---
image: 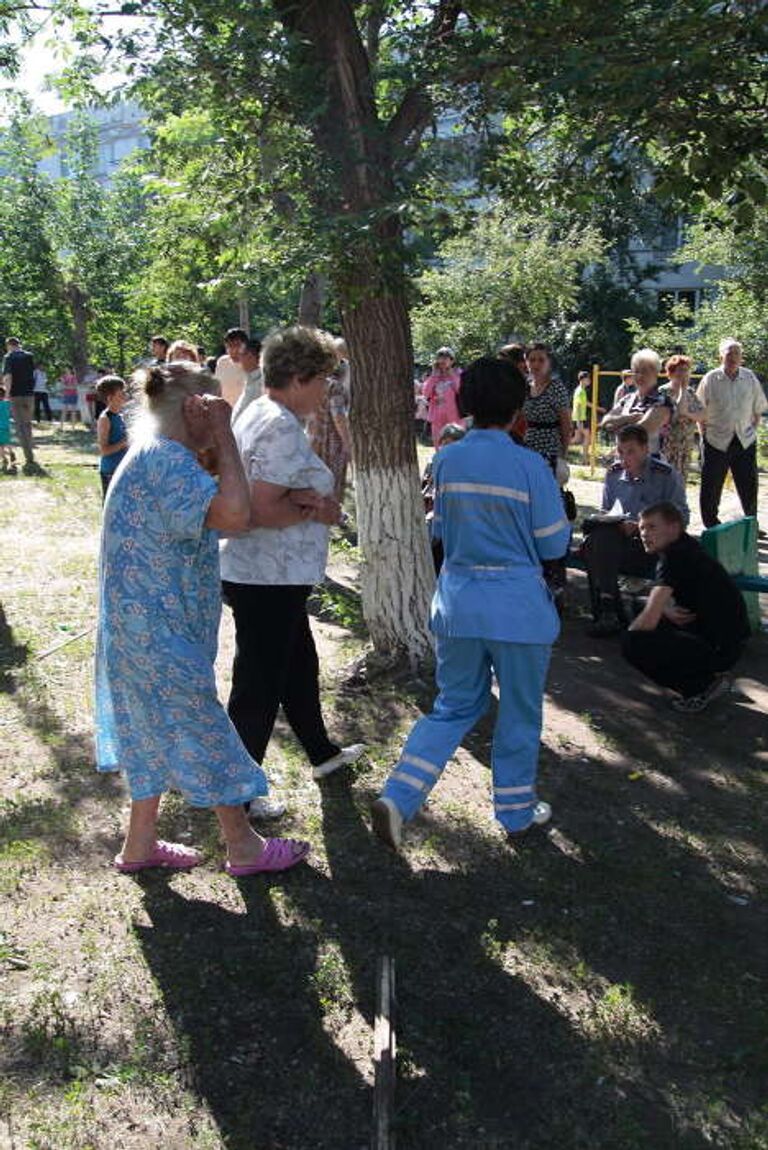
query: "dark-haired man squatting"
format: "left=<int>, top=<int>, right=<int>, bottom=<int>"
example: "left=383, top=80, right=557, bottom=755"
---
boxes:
left=622, top=502, right=750, bottom=714
left=584, top=424, right=688, bottom=637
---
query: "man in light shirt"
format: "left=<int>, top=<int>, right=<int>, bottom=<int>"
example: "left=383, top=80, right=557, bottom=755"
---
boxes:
left=231, top=337, right=263, bottom=425
left=697, top=338, right=767, bottom=529
left=215, top=327, right=248, bottom=407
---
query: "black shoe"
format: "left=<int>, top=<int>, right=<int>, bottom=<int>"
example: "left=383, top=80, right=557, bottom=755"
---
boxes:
left=672, top=675, right=733, bottom=713
left=588, top=613, right=623, bottom=638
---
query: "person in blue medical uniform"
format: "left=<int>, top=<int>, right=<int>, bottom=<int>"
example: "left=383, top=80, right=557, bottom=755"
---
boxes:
left=371, top=356, right=571, bottom=851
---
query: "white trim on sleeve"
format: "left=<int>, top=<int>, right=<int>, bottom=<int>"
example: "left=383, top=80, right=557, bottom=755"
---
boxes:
left=441, top=482, right=530, bottom=504
left=533, top=518, right=567, bottom=539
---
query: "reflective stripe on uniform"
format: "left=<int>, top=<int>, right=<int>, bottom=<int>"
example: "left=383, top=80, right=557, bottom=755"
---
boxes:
left=401, top=753, right=441, bottom=777
left=441, top=482, right=530, bottom=504
left=533, top=518, right=567, bottom=538
left=390, top=770, right=431, bottom=792
left=494, top=785, right=533, bottom=796
left=495, top=800, right=535, bottom=812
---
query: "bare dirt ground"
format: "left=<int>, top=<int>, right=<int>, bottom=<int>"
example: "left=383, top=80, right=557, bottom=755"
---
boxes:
left=1, top=426, right=767, bottom=1150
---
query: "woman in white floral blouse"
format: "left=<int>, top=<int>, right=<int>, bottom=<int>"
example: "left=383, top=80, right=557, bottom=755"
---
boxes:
left=220, top=327, right=365, bottom=807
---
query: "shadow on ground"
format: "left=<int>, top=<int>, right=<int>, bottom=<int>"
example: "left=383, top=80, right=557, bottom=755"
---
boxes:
left=0, top=604, right=29, bottom=693
left=4, top=540, right=766, bottom=1147
left=133, top=618, right=768, bottom=1148
left=0, top=612, right=120, bottom=858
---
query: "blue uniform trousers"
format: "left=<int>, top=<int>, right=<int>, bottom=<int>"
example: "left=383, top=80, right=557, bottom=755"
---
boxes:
left=382, top=636, right=551, bottom=833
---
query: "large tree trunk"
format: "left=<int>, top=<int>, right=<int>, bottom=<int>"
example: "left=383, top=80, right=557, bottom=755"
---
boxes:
left=342, top=290, right=434, bottom=662
left=271, top=0, right=450, bottom=659
left=66, top=281, right=89, bottom=382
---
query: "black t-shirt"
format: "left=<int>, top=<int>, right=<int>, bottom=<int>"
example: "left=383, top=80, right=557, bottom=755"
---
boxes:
left=2, top=349, right=35, bottom=396
left=655, top=533, right=750, bottom=650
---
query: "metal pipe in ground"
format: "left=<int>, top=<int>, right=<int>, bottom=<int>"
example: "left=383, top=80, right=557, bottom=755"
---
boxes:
left=372, top=955, right=396, bottom=1149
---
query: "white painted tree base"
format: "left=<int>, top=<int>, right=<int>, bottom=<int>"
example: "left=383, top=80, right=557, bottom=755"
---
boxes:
left=355, top=464, right=435, bottom=664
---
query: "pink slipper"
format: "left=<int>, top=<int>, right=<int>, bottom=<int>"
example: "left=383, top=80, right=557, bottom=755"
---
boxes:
left=224, top=837, right=310, bottom=876
left=114, top=840, right=203, bottom=874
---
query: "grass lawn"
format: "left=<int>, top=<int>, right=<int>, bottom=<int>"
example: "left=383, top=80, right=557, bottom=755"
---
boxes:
left=1, top=426, right=767, bottom=1149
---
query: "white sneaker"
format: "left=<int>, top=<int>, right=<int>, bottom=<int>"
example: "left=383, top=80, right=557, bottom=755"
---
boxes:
left=371, top=797, right=403, bottom=851
left=312, top=743, right=366, bottom=780
left=531, top=800, right=552, bottom=827
left=507, top=800, right=552, bottom=839
left=247, top=796, right=287, bottom=820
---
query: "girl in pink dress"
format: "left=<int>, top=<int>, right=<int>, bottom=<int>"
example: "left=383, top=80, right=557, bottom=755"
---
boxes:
left=422, top=347, right=463, bottom=446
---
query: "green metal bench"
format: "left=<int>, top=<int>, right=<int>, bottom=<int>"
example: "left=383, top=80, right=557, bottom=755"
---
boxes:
left=701, top=517, right=763, bottom=633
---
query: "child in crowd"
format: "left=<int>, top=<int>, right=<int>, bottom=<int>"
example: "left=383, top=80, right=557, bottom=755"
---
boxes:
left=571, top=371, right=592, bottom=464
left=372, top=357, right=570, bottom=851
left=414, top=376, right=430, bottom=443
left=96, top=376, right=129, bottom=499
left=0, top=386, right=17, bottom=473
left=422, top=422, right=466, bottom=573
left=59, top=367, right=79, bottom=428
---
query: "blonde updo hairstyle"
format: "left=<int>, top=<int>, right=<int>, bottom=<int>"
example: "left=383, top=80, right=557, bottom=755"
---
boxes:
left=133, top=361, right=217, bottom=438
left=167, top=339, right=201, bottom=364
left=262, top=325, right=339, bottom=391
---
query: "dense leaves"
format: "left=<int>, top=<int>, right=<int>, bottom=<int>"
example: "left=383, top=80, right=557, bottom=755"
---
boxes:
left=628, top=201, right=768, bottom=376
left=412, top=207, right=604, bottom=363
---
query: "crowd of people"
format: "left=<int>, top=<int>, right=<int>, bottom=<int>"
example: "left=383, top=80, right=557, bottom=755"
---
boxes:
left=94, top=327, right=361, bottom=875
left=2, top=323, right=764, bottom=868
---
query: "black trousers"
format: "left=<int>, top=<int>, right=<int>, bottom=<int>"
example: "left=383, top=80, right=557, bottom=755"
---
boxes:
left=221, top=582, right=339, bottom=768
left=583, top=524, right=656, bottom=617
left=700, top=436, right=758, bottom=528
left=622, top=622, right=743, bottom=698
left=34, top=393, right=52, bottom=420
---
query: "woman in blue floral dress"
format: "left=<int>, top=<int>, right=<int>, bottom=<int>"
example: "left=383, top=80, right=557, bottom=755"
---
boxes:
left=95, top=362, right=309, bottom=876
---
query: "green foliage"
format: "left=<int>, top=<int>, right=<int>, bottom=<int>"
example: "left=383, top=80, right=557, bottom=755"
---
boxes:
left=0, top=107, right=149, bottom=376
left=626, top=202, right=768, bottom=376
left=411, top=205, right=604, bottom=362
left=0, top=110, right=72, bottom=366
left=550, top=264, right=660, bottom=376
left=51, top=111, right=146, bottom=372
left=121, top=107, right=310, bottom=349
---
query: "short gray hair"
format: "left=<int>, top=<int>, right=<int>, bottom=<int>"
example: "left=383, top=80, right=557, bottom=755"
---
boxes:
left=719, top=337, right=742, bottom=356
left=630, top=347, right=661, bottom=374
left=262, top=326, right=338, bottom=390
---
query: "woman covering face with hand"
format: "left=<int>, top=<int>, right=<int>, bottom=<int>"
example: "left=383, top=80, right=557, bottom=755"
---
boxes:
left=94, top=361, right=309, bottom=877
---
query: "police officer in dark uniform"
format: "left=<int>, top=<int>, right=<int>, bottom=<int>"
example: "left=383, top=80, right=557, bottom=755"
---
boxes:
left=584, top=425, right=688, bottom=636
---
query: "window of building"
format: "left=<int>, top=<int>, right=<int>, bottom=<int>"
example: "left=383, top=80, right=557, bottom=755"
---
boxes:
left=658, top=288, right=699, bottom=323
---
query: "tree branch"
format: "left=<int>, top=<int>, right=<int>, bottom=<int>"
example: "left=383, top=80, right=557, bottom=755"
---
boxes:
left=386, top=0, right=462, bottom=155
left=272, top=0, right=381, bottom=206
left=365, top=1, right=386, bottom=65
